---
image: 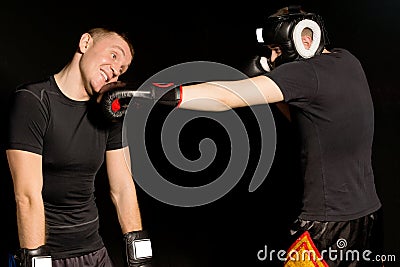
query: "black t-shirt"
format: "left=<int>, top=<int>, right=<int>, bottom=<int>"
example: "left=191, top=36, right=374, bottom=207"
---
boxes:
left=267, top=48, right=381, bottom=221
left=6, top=76, right=124, bottom=259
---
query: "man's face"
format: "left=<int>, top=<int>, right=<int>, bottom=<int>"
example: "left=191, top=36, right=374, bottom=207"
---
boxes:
left=266, top=34, right=311, bottom=66
left=267, top=45, right=282, bottom=64
left=80, top=34, right=133, bottom=96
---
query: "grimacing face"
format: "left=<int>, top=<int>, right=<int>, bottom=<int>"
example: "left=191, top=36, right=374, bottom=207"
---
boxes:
left=80, top=33, right=133, bottom=96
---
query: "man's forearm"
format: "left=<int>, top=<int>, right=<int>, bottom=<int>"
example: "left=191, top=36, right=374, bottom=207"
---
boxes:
left=16, top=197, right=46, bottom=248
left=111, top=187, right=143, bottom=234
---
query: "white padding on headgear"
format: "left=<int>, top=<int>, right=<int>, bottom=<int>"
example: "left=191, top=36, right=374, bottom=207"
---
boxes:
left=256, top=28, right=264, bottom=43
left=292, top=19, right=321, bottom=58
left=259, top=56, right=271, bottom=72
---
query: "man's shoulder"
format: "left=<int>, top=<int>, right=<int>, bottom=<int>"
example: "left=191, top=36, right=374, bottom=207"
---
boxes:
left=9, top=76, right=60, bottom=107
left=327, top=48, right=357, bottom=59
left=13, top=76, right=58, bottom=100
left=16, top=76, right=53, bottom=91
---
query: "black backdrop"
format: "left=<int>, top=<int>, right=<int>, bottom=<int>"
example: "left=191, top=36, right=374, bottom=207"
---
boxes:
left=1, top=1, right=399, bottom=266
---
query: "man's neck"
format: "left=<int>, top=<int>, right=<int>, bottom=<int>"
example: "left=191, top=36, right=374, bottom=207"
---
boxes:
left=54, top=60, right=89, bottom=101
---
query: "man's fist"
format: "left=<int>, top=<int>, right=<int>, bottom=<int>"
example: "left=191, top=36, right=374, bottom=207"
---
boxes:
left=240, top=55, right=272, bottom=77
left=97, top=81, right=181, bottom=121
left=124, top=230, right=153, bottom=267
left=14, top=246, right=52, bottom=267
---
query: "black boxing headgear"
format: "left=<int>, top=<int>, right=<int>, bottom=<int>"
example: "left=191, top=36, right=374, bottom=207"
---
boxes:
left=256, top=6, right=328, bottom=68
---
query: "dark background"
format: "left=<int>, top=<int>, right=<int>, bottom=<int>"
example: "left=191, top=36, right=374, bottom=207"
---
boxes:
left=1, top=0, right=399, bottom=266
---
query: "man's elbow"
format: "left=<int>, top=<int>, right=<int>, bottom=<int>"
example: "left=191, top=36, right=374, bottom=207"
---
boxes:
left=14, top=192, right=42, bottom=209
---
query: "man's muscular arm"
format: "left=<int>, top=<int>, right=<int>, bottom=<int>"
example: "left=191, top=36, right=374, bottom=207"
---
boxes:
left=106, top=147, right=142, bottom=233
left=6, top=149, right=46, bottom=248
left=106, top=147, right=153, bottom=266
left=179, top=75, right=284, bottom=111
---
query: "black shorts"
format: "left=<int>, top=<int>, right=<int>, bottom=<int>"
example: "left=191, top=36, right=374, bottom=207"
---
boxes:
left=288, top=211, right=382, bottom=267
left=52, top=246, right=114, bottom=267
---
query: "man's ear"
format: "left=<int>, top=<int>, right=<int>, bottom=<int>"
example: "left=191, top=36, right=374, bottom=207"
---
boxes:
left=301, top=35, right=313, bottom=50
left=79, top=33, right=92, bottom=53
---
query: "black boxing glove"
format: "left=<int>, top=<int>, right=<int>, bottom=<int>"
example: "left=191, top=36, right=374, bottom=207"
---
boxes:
left=14, top=245, right=52, bottom=267
left=240, top=55, right=272, bottom=77
left=98, top=81, right=181, bottom=121
left=124, top=230, right=153, bottom=267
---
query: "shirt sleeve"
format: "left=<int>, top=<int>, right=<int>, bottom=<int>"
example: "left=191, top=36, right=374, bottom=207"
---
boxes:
left=106, top=120, right=126, bottom=150
left=266, top=60, right=318, bottom=108
left=6, top=88, right=49, bottom=155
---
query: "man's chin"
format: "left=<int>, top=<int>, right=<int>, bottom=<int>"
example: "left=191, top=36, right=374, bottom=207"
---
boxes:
left=91, top=79, right=107, bottom=94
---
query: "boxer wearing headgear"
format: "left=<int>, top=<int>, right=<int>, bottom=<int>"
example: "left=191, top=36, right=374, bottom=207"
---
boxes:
left=240, top=5, right=328, bottom=77
left=240, top=5, right=330, bottom=121
left=98, top=5, right=383, bottom=266
left=255, top=5, right=329, bottom=69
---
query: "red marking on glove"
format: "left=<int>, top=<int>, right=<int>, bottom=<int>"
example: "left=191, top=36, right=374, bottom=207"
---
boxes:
left=111, top=99, right=121, bottom=112
left=152, top=82, right=174, bottom=88
left=177, top=85, right=183, bottom=108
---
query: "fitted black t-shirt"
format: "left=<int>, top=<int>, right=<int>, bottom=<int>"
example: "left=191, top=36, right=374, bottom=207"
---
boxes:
left=6, top=76, right=124, bottom=259
left=267, top=48, right=381, bottom=221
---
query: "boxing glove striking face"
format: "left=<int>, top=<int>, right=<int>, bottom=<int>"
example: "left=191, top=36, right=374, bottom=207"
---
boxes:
left=98, top=81, right=181, bottom=121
